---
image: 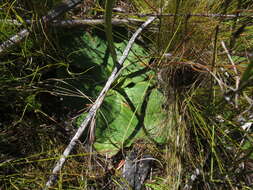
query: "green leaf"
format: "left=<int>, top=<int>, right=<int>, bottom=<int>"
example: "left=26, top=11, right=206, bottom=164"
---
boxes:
left=59, top=31, right=169, bottom=156
left=94, top=90, right=139, bottom=156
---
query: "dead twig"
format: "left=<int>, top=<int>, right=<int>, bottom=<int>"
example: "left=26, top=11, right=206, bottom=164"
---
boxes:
left=0, top=0, right=82, bottom=54
left=0, top=18, right=144, bottom=27
left=129, top=13, right=253, bottom=19
left=44, top=16, right=156, bottom=189
left=221, top=40, right=240, bottom=108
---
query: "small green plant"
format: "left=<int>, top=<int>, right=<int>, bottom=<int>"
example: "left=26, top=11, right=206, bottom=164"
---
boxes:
left=1, top=0, right=253, bottom=189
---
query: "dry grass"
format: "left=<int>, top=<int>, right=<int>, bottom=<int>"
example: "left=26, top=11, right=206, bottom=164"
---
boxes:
left=1, top=0, right=253, bottom=189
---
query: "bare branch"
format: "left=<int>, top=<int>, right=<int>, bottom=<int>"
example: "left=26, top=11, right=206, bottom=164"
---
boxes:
left=0, top=18, right=145, bottom=27
left=0, top=29, right=30, bottom=53
left=52, top=18, right=144, bottom=26
left=0, top=0, right=82, bottom=54
left=221, top=40, right=240, bottom=108
left=44, top=16, right=156, bottom=189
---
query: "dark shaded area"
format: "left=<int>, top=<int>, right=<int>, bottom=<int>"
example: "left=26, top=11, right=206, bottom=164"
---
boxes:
left=93, top=25, right=129, bottom=43
left=171, top=66, right=199, bottom=88
left=120, top=151, right=153, bottom=190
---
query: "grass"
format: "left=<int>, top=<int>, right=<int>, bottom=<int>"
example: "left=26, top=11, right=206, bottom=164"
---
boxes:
left=1, top=0, right=253, bottom=189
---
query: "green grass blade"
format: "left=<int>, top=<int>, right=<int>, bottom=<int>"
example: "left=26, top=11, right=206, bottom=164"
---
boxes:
left=105, top=0, right=118, bottom=66
left=240, top=56, right=253, bottom=85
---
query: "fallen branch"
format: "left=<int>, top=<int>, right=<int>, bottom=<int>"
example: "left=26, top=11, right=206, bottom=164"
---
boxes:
left=2, top=13, right=253, bottom=28
left=0, top=0, right=82, bottom=54
left=0, top=18, right=144, bottom=27
left=44, top=16, right=156, bottom=189
left=55, top=18, right=144, bottom=26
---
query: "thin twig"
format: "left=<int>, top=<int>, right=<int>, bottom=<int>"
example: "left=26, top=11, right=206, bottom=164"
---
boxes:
left=0, top=18, right=146, bottom=27
left=44, top=16, right=156, bottom=189
left=221, top=40, right=240, bottom=108
left=3, top=12, right=253, bottom=28
left=53, top=18, right=144, bottom=26
left=221, top=41, right=238, bottom=76
left=0, top=0, right=82, bottom=54
left=129, top=12, right=253, bottom=19
left=209, top=25, right=219, bottom=102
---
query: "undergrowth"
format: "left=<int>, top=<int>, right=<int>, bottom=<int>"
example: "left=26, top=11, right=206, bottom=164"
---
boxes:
left=1, top=0, right=253, bottom=189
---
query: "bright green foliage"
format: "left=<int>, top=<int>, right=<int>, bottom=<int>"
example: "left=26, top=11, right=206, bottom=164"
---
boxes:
left=72, top=32, right=168, bottom=156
